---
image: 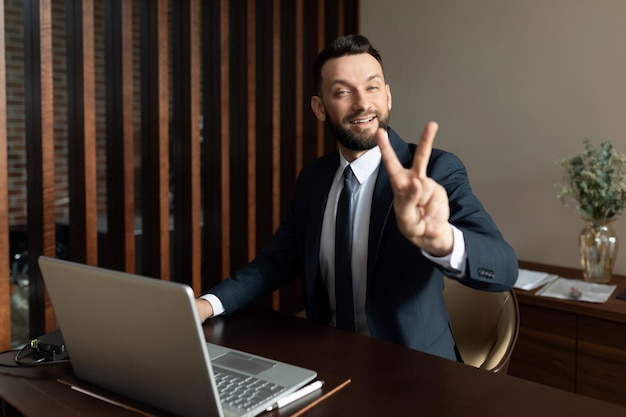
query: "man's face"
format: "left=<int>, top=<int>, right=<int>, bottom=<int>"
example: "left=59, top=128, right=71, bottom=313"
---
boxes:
left=312, top=53, right=392, bottom=154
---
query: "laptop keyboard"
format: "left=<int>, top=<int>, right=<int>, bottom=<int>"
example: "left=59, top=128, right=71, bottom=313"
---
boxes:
left=213, top=366, right=285, bottom=412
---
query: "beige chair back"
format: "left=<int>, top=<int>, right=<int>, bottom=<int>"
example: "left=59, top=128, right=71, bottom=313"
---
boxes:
left=443, top=278, right=519, bottom=373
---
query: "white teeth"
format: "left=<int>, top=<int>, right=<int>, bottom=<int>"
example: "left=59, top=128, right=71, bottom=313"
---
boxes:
left=351, top=117, right=374, bottom=124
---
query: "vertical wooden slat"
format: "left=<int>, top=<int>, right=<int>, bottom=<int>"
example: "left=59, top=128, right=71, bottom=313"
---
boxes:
left=66, top=0, right=98, bottom=266
left=226, top=1, right=249, bottom=273
left=346, top=0, right=359, bottom=34
left=282, top=0, right=306, bottom=315
left=104, top=0, right=135, bottom=273
left=140, top=0, right=169, bottom=279
left=171, top=0, right=201, bottom=291
left=0, top=0, right=10, bottom=350
left=316, top=0, right=325, bottom=157
left=271, top=0, right=280, bottom=231
left=187, top=0, right=201, bottom=292
left=247, top=0, right=256, bottom=259
left=24, top=0, right=56, bottom=337
left=337, top=0, right=345, bottom=34
left=250, top=0, right=275, bottom=281
left=219, top=0, right=230, bottom=278
left=201, top=0, right=224, bottom=289
left=277, top=2, right=295, bottom=219
left=294, top=0, right=303, bottom=174
left=270, top=0, right=281, bottom=310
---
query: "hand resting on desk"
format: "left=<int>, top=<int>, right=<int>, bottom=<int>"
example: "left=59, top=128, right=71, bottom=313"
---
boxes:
left=196, top=298, right=214, bottom=322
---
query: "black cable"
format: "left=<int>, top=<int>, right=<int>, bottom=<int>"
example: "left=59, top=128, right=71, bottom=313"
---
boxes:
left=0, top=346, right=70, bottom=368
left=14, top=344, right=45, bottom=366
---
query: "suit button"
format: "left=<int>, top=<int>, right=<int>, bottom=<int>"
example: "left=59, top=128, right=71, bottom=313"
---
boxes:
left=478, top=268, right=494, bottom=279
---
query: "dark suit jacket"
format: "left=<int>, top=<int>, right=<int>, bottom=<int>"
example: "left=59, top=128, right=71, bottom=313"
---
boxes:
left=210, top=128, right=518, bottom=361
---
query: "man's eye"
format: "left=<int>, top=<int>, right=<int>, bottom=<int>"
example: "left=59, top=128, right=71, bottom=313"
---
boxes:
left=335, top=90, right=350, bottom=96
left=368, top=86, right=379, bottom=91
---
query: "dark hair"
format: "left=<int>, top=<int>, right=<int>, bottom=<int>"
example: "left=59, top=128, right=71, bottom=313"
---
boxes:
left=313, top=34, right=384, bottom=94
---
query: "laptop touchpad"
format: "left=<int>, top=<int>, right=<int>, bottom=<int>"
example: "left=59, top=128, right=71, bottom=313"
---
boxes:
left=213, top=352, right=275, bottom=375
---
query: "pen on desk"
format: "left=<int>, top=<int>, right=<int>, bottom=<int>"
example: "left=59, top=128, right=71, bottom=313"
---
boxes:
left=265, top=380, right=324, bottom=412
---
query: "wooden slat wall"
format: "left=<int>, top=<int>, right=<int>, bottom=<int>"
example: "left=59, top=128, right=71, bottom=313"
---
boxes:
left=0, top=0, right=358, bottom=349
left=0, top=0, right=10, bottom=350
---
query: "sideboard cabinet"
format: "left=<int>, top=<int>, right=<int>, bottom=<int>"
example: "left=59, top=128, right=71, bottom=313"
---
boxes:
left=509, top=261, right=626, bottom=406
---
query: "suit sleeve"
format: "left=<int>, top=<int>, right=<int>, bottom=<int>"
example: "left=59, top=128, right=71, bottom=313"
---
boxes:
left=428, top=150, right=518, bottom=291
left=207, top=203, right=301, bottom=315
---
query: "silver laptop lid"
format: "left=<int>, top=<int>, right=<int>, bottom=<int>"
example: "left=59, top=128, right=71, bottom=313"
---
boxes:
left=38, top=256, right=317, bottom=417
left=38, top=256, right=224, bottom=417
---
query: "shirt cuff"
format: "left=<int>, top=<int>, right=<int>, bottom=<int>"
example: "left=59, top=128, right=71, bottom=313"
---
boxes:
left=421, top=225, right=467, bottom=276
left=200, top=293, right=226, bottom=317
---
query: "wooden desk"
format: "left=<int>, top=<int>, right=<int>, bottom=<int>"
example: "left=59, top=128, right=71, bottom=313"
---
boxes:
left=510, top=261, right=626, bottom=406
left=3, top=306, right=626, bottom=416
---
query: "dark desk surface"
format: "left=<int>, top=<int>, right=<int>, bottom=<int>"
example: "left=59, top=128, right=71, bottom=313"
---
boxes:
left=2, top=306, right=626, bottom=416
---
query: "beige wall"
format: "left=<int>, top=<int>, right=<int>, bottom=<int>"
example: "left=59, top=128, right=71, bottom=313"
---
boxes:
left=360, top=0, right=626, bottom=275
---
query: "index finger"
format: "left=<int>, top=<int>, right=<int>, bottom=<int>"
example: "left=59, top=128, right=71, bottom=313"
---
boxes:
left=376, top=128, right=404, bottom=177
left=414, top=121, right=439, bottom=179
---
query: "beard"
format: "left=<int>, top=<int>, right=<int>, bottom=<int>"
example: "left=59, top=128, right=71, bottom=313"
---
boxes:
left=326, top=110, right=390, bottom=152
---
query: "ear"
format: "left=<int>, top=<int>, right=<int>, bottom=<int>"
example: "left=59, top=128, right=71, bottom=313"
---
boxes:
left=386, top=84, right=392, bottom=111
left=311, top=96, right=326, bottom=121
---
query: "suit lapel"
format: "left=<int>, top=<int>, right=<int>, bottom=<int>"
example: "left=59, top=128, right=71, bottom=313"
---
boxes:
left=367, top=129, right=413, bottom=288
left=304, top=152, right=340, bottom=300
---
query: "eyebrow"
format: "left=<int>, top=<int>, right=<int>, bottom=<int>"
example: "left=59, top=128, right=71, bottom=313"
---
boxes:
left=328, top=74, right=384, bottom=89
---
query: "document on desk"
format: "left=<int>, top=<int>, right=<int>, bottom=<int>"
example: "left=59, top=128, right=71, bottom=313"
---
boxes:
left=536, top=277, right=617, bottom=303
left=514, top=269, right=559, bottom=290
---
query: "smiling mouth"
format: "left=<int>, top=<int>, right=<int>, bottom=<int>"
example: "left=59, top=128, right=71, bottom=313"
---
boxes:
left=349, top=115, right=376, bottom=125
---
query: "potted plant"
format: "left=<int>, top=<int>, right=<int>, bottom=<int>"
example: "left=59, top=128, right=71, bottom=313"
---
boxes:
left=555, top=138, right=626, bottom=283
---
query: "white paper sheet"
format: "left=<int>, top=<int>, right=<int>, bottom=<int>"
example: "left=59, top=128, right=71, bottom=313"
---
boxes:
left=535, top=277, right=617, bottom=303
left=514, top=269, right=559, bottom=291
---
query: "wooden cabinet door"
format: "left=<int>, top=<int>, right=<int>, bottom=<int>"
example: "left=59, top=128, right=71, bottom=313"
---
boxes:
left=577, top=316, right=626, bottom=406
left=509, top=304, right=577, bottom=392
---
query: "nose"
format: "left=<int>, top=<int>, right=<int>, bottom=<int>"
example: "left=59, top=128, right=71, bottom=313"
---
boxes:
left=351, top=89, right=368, bottom=112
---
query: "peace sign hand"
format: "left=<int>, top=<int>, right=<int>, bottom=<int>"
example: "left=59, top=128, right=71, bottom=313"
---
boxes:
left=376, top=122, right=454, bottom=256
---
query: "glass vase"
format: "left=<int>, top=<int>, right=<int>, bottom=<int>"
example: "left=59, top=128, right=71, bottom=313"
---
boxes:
left=579, top=218, right=619, bottom=283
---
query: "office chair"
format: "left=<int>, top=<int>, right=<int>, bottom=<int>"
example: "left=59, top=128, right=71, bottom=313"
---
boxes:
left=443, top=277, right=519, bottom=374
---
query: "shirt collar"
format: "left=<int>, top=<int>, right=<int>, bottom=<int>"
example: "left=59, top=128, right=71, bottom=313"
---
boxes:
left=339, top=146, right=382, bottom=185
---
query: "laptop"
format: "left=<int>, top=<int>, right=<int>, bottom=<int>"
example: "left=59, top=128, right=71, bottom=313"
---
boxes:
left=38, top=256, right=317, bottom=417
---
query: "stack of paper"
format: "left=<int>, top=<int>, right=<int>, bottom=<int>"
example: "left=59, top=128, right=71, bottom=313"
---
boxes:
left=514, top=269, right=559, bottom=291
left=536, top=277, right=617, bottom=303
